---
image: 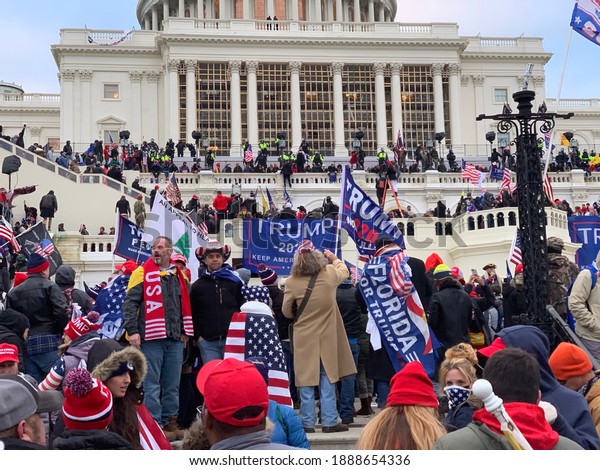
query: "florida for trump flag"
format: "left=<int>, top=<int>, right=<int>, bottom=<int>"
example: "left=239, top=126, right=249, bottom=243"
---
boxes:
left=224, top=311, right=292, bottom=406
left=359, top=246, right=437, bottom=376
left=571, top=0, right=600, bottom=46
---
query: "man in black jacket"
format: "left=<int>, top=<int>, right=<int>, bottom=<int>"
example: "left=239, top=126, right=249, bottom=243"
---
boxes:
left=6, top=253, right=68, bottom=383
left=191, top=242, right=244, bottom=364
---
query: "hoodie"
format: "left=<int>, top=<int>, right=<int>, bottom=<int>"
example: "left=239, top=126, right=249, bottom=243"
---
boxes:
left=498, top=325, right=600, bottom=449
left=55, top=265, right=94, bottom=314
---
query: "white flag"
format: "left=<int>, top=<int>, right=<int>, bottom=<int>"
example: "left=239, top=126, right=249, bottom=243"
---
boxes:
left=144, top=193, right=207, bottom=282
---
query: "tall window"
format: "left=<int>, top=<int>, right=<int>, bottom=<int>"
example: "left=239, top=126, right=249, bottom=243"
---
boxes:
left=178, top=62, right=187, bottom=141
left=400, top=65, right=435, bottom=153
left=342, top=65, right=376, bottom=152
left=300, top=64, right=334, bottom=154
left=197, top=63, right=231, bottom=154
left=257, top=64, right=291, bottom=148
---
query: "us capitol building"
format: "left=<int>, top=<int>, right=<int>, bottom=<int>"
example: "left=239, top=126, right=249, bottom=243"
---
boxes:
left=0, top=0, right=599, bottom=284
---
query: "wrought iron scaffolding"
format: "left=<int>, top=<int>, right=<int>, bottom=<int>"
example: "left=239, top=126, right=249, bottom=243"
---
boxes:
left=477, top=89, right=573, bottom=343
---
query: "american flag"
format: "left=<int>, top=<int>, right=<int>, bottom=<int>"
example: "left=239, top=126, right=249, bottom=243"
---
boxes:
left=35, top=239, right=55, bottom=257
left=344, top=260, right=363, bottom=284
left=165, top=174, right=182, bottom=207
left=283, top=187, right=293, bottom=207
left=461, top=159, right=486, bottom=187
left=93, top=274, right=129, bottom=340
left=508, top=229, right=522, bottom=266
left=396, top=129, right=404, bottom=151
left=244, top=150, right=254, bottom=163
left=500, top=167, right=514, bottom=193
left=0, top=217, right=20, bottom=252
left=543, top=171, right=554, bottom=201
left=198, top=221, right=209, bottom=240
left=224, top=311, right=292, bottom=406
left=542, top=131, right=555, bottom=201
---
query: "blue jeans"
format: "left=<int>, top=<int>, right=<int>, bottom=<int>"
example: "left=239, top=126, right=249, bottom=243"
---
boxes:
left=198, top=338, right=226, bottom=364
left=141, top=339, right=184, bottom=426
left=339, top=341, right=360, bottom=421
left=299, top=363, right=339, bottom=428
left=25, top=350, right=60, bottom=384
left=374, top=380, right=390, bottom=408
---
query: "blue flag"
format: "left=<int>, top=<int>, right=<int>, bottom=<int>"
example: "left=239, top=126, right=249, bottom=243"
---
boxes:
left=359, top=246, right=437, bottom=376
left=113, top=216, right=151, bottom=263
left=568, top=215, right=600, bottom=267
left=283, top=187, right=293, bottom=207
left=92, top=274, right=129, bottom=340
left=489, top=165, right=503, bottom=181
left=339, top=166, right=404, bottom=260
left=571, top=0, right=600, bottom=46
left=242, top=218, right=340, bottom=275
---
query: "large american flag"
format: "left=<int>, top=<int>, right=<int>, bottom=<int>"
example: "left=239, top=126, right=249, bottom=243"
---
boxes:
left=198, top=221, right=209, bottom=240
left=93, top=274, right=129, bottom=340
left=500, top=167, right=514, bottom=193
left=543, top=171, right=554, bottom=202
left=165, top=174, right=182, bottom=207
left=542, top=131, right=555, bottom=201
left=35, top=239, right=55, bottom=257
left=461, top=159, right=486, bottom=187
left=224, top=311, right=292, bottom=406
left=0, top=217, right=20, bottom=252
left=509, top=229, right=522, bottom=266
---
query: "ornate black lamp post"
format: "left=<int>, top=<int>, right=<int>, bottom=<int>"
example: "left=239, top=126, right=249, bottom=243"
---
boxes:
left=476, top=89, right=573, bottom=338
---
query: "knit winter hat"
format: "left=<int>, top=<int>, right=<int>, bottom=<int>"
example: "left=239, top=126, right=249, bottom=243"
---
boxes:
left=433, top=264, right=452, bottom=280
left=548, top=342, right=593, bottom=381
left=12, top=272, right=28, bottom=288
left=515, top=264, right=523, bottom=274
left=387, top=362, right=438, bottom=409
left=64, top=312, right=101, bottom=341
left=27, top=253, right=49, bottom=274
left=62, top=368, right=113, bottom=431
left=258, top=263, right=277, bottom=285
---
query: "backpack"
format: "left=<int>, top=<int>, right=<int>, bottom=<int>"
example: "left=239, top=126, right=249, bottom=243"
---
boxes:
left=566, top=265, right=598, bottom=332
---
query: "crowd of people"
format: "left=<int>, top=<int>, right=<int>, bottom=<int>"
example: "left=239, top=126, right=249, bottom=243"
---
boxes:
left=0, top=228, right=600, bottom=451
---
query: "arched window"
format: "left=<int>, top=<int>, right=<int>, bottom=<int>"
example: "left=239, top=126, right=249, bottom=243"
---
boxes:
left=407, top=222, right=415, bottom=236
left=445, top=222, right=453, bottom=235
left=487, top=214, right=495, bottom=228
left=508, top=211, right=517, bottom=226
left=397, top=222, right=405, bottom=235
left=467, top=217, right=475, bottom=231
left=497, top=212, right=505, bottom=227
left=435, top=222, right=443, bottom=236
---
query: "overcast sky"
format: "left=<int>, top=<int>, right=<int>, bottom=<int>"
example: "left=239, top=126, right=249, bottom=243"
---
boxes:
left=2, top=0, right=597, bottom=98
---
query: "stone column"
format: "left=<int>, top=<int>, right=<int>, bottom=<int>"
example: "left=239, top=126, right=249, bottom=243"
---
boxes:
left=168, top=60, right=180, bottom=141
left=164, top=0, right=170, bottom=20
left=291, top=0, right=299, bottom=19
left=144, top=72, right=161, bottom=142
left=367, top=0, right=374, bottom=22
left=390, top=63, right=403, bottom=144
left=335, top=0, right=343, bottom=20
left=314, top=0, right=322, bottom=21
left=332, top=62, right=347, bottom=157
left=431, top=63, right=445, bottom=138
left=197, top=0, right=204, bottom=19
left=152, top=7, right=159, bottom=30
left=289, top=61, right=302, bottom=151
left=185, top=60, right=197, bottom=145
left=144, top=16, right=151, bottom=30
left=374, top=62, right=387, bottom=149
left=247, top=61, right=259, bottom=149
left=179, top=0, right=185, bottom=17
left=73, top=71, right=82, bottom=148
left=80, top=70, right=92, bottom=146
left=129, top=71, right=143, bottom=143
left=326, top=0, right=334, bottom=21
left=229, top=61, right=242, bottom=157
left=447, top=64, right=462, bottom=151
left=60, top=70, right=75, bottom=146
left=472, top=75, right=485, bottom=155
left=377, top=1, right=384, bottom=21
left=353, top=0, right=360, bottom=21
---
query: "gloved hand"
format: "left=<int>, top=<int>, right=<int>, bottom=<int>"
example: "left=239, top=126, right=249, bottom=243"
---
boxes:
left=538, top=400, right=557, bottom=424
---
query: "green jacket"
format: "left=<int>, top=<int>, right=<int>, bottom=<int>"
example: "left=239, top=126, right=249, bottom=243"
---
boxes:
left=433, top=422, right=582, bottom=450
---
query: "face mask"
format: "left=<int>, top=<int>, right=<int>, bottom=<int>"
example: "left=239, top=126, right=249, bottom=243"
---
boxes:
left=444, top=385, right=471, bottom=409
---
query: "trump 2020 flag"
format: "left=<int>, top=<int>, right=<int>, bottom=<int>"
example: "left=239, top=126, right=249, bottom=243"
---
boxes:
left=571, top=0, right=600, bottom=46
left=359, top=246, right=436, bottom=376
left=224, top=311, right=292, bottom=406
left=339, top=166, right=404, bottom=260
left=114, top=216, right=151, bottom=263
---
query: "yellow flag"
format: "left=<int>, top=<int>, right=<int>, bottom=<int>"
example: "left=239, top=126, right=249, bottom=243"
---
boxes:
left=261, top=190, right=268, bottom=213
left=560, top=134, right=569, bottom=146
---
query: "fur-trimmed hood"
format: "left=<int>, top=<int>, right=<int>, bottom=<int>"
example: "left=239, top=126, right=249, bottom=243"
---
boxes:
left=87, top=339, right=147, bottom=387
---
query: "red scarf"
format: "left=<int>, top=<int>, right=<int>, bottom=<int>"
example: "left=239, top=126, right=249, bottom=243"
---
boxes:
left=142, top=258, right=193, bottom=340
left=473, top=402, right=559, bottom=450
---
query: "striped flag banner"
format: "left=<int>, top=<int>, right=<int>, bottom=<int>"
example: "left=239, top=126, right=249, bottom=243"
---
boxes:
left=224, top=311, right=292, bottom=406
left=461, top=159, right=486, bottom=187
left=165, top=174, right=182, bottom=207
left=0, top=217, right=20, bottom=252
left=508, top=229, right=522, bottom=266
left=543, top=170, right=554, bottom=202
left=500, top=167, right=515, bottom=193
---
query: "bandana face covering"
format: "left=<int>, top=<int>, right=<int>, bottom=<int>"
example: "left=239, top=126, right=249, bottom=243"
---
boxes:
left=444, top=385, right=471, bottom=409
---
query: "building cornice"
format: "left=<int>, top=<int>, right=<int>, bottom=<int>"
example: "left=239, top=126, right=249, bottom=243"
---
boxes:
left=461, top=52, right=553, bottom=62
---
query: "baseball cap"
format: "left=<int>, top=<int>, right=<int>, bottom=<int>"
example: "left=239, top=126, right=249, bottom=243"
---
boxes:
left=477, top=337, right=507, bottom=359
left=0, top=343, right=18, bottom=364
left=0, top=375, right=63, bottom=431
left=196, top=358, right=269, bottom=427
